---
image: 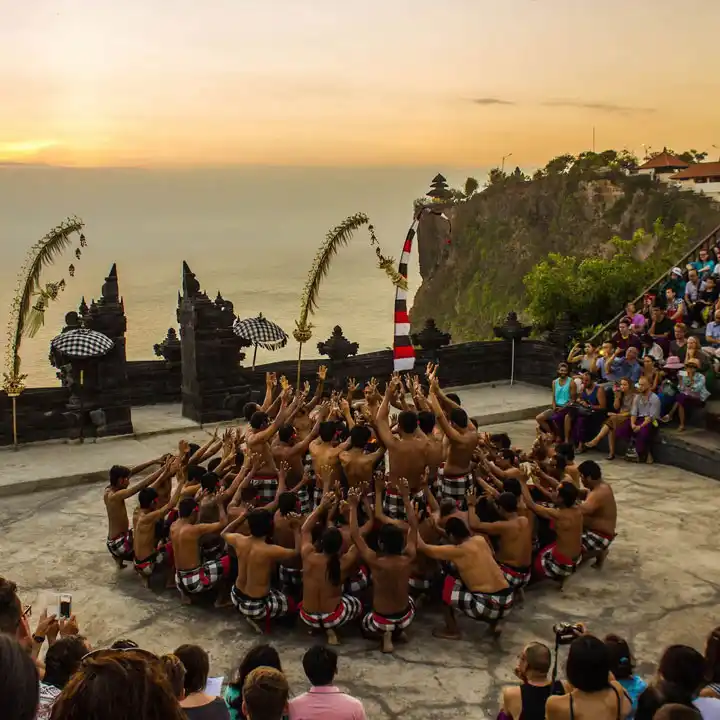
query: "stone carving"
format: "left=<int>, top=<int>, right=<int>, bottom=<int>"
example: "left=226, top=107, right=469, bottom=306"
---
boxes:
left=154, top=328, right=182, bottom=364
left=411, top=318, right=451, bottom=351
left=317, top=326, right=359, bottom=362
left=493, top=311, right=531, bottom=342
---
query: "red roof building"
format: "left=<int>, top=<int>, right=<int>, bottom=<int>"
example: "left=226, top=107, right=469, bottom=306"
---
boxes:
left=672, top=161, right=720, bottom=181
left=638, top=151, right=690, bottom=172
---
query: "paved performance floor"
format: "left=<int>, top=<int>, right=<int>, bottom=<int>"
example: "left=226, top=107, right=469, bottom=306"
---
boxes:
left=2, top=419, right=719, bottom=720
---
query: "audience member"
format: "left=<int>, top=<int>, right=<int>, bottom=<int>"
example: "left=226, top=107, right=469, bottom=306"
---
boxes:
left=0, top=634, right=39, bottom=720
left=242, top=666, right=289, bottom=720
left=224, top=644, right=284, bottom=720
left=585, top=377, right=634, bottom=460
left=604, top=634, right=647, bottom=715
left=639, top=333, right=665, bottom=364
left=161, top=654, right=187, bottom=700
left=702, top=627, right=720, bottom=699
left=654, top=705, right=702, bottom=719
left=623, top=376, right=660, bottom=463
left=174, top=644, right=230, bottom=719
left=289, top=645, right=367, bottom=720
left=38, top=636, right=91, bottom=720
left=662, top=358, right=710, bottom=431
left=670, top=324, right=690, bottom=361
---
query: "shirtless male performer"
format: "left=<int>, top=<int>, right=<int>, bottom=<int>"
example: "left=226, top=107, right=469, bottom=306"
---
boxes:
left=577, top=460, right=617, bottom=569
left=467, top=490, right=533, bottom=599
left=349, top=483, right=418, bottom=654
left=224, top=509, right=300, bottom=633
left=374, top=376, right=429, bottom=521
left=171, top=496, right=232, bottom=605
left=339, top=425, right=386, bottom=491
left=103, top=456, right=171, bottom=567
left=299, top=494, right=364, bottom=645
left=291, top=366, right=327, bottom=441
left=418, top=516, right=513, bottom=638
left=428, top=370, right=478, bottom=510
left=309, top=412, right=352, bottom=508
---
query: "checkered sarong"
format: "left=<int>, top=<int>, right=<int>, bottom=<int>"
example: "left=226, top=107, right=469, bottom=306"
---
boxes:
left=176, top=556, right=230, bottom=594
left=534, top=543, right=577, bottom=582
left=278, top=564, right=303, bottom=587
left=231, top=585, right=289, bottom=620
left=581, top=529, right=615, bottom=555
left=382, top=488, right=426, bottom=521
left=133, top=545, right=170, bottom=578
left=252, top=474, right=278, bottom=505
left=300, top=595, right=363, bottom=629
left=438, top=465, right=472, bottom=510
left=362, top=599, right=415, bottom=636
left=442, top=576, right=514, bottom=622
left=107, top=530, right=133, bottom=561
left=409, top=575, right=432, bottom=591
left=499, top=563, right=532, bottom=591
left=344, top=565, right=370, bottom=594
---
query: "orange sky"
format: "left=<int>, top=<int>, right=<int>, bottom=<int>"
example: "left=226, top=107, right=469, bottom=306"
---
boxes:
left=2, top=0, right=719, bottom=167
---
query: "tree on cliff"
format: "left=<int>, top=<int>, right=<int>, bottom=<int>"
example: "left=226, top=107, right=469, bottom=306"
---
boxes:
left=463, top=177, right=479, bottom=198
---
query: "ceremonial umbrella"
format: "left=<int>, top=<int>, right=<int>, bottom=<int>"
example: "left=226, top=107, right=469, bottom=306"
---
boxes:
left=233, top=313, right=288, bottom=370
left=50, top=328, right=114, bottom=359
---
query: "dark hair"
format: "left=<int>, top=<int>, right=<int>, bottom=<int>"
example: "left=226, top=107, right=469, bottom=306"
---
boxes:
left=378, top=524, right=404, bottom=555
left=501, top=449, right=518, bottom=465
left=556, top=442, right=575, bottom=462
left=138, top=487, right=158, bottom=510
left=0, top=635, right=39, bottom=720
left=652, top=706, right=702, bottom=720
left=525, top=642, right=552, bottom=674
left=446, top=393, right=461, bottom=405
left=0, top=576, right=20, bottom=635
left=228, top=644, right=283, bottom=712
left=490, top=433, right=511, bottom=449
left=242, top=667, right=289, bottom=720
left=445, top=516, right=471, bottom=541
left=302, top=645, right=337, bottom=687
left=278, top=425, right=295, bottom=444
left=604, top=634, right=634, bottom=680
left=160, top=654, right=186, bottom=700
left=187, top=465, right=205, bottom=484
left=321, top=527, right=343, bottom=587
left=187, top=443, right=200, bottom=458
left=243, top=402, right=259, bottom=421
left=250, top=411, right=269, bottom=430
left=207, top=459, right=222, bottom=474
left=234, top=450, right=245, bottom=468
left=277, top=492, right=297, bottom=517
left=109, top=465, right=131, bottom=487
left=49, top=649, right=185, bottom=720
left=397, top=410, right=418, bottom=434
left=319, top=421, right=337, bottom=442
left=200, top=472, right=220, bottom=493
left=557, top=481, right=578, bottom=508
left=659, top=645, right=706, bottom=695
left=349, top=425, right=371, bottom=448
left=578, top=460, right=602, bottom=482
left=178, top=498, right=199, bottom=519
left=640, top=334, right=654, bottom=346
left=705, top=626, right=720, bottom=684
left=566, top=635, right=611, bottom=693
left=43, top=636, right=88, bottom=689
left=173, top=644, right=209, bottom=694
left=553, top=454, right=567, bottom=474
left=110, top=639, right=139, bottom=650
left=449, top=407, right=468, bottom=428
left=496, top=492, right=518, bottom=513
left=418, top=411, right=436, bottom=434
left=502, top=477, right=522, bottom=497
left=248, top=510, right=273, bottom=538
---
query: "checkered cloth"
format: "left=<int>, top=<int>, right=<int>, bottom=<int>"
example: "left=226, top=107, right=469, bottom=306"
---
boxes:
left=409, top=575, right=432, bottom=591
left=534, top=543, right=577, bottom=582
left=278, top=564, right=303, bottom=587
left=252, top=474, right=279, bottom=505
left=133, top=544, right=171, bottom=578
left=200, top=538, right=226, bottom=563
left=438, top=465, right=472, bottom=509
left=442, top=576, right=514, bottom=622
left=382, top=488, right=426, bottom=521
left=50, top=328, right=114, bottom=358
left=232, top=315, right=288, bottom=350
left=176, top=555, right=231, bottom=594
left=300, top=595, right=363, bottom=630
left=106, top=530, right=133, bottom=561
left=581, top=529, right=615, bottom=555
left=345, top=565, right=370, bottom=595
left=362, top=598, right=416, bottom=636
left=231, top=585, right=289, bottom=620
left=499, top=563, right=532, bottom=591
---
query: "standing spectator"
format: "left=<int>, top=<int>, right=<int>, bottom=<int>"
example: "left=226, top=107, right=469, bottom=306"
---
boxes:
left=289, top=646, right=367, bottom=720
left=0, top=634, right=39, bottom=720
left=243, top=667, right=289, bottom=720
left=224, top=644, right=284, bottom=720
left=662, top=359, right=710, bottom=431
left=174, top=644, right=230, bottom=719
left=604, top=634, right=647, bottom=716
left=500, top=642, right=564, bottom=719
left=37, top=636, right=91, bottom=720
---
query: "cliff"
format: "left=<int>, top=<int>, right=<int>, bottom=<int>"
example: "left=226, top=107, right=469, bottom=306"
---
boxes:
left=411, top=165, right=720, bottom=340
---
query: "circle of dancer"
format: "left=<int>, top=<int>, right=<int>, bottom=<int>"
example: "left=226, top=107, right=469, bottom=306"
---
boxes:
left=103, top=364, right=617, bottom=653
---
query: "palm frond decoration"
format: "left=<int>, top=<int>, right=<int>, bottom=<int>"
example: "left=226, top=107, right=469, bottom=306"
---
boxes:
left=4, top=217, right=85, bottom=380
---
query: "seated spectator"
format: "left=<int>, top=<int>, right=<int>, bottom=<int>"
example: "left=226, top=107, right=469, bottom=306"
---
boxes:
left=50, top=649, right=186, bottom=720
left=174, top=644, right=231, bottom=719
left=664, top=358, right=712, bottom=431
left=567, top=341, right=599, bottom=376
left=612, top=318, right=642, bottom=354
left=686, top=336, right=710, bottom=372
left=702, top=626, right=720, bottom=699
left=610, top=346, right=642, bottom=384
left=626, top=301, right=647, bottom=332
left=0, top=576, right=31, bottom=647
left=500, top=642, right=564, bottom=720
left=641, top=293, right=657, bottom=325
left=37, top=635, right=91, bottom=720
left=666, top=287, right=685, bottom=323
left=535, top=363, right=576, bottom=442
left=161, top=654, right=187, bottom=701
left=639, top=333, right=665, bottom=364
left=670, top=324, right=690, bottom=362
left=665, top=267, right=687, bottom=299
left=604, top=634, right=647, bottom=715
left=705, top=309, right=720, bottom=358
left=649, top=306, right=676, bottom=354
left=585, top=377, right=634, bottom=460
left=243, top=666, right=289, bottom=720
left=224, top=644, right=284, bottom=720
left=684, top=269, right=703, bottom=328
left=0, top=634, right=39, bottom=720
left=596, top=342, right=620, bottom=384
left=289, top=645, right=367, bottom=720
left=697, top=276, right=719, bottom=324
left=545, top=635, right=631, bottom=719
left=688, top=247, right=716, bottom=280
left=641, top=355, right=662, bottom=392
left=572, top=371, right=607, bottom=452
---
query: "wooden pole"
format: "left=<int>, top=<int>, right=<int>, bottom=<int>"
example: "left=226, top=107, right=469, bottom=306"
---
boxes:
left=296, top=342, right=304, bottom=392
left=252, top=343, right=258, bottom=371
left=11, top=395, right=18, bottom=450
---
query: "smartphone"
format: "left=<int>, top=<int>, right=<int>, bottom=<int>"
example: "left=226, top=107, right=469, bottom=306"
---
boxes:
left=58, top=593, right=72, bottom=619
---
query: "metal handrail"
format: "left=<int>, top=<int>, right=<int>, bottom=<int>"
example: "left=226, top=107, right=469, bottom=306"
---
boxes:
left=588, top=221, right=720, bottom=344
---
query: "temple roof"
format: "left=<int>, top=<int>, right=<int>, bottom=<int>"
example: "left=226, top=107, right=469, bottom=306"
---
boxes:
left=672, top=161, right=720, bottom=179
left=638, top=151, right=689, bottom=170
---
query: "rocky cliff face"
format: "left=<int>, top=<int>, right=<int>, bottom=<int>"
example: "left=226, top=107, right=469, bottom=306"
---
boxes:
left=411, top=171, right=720, bottom=340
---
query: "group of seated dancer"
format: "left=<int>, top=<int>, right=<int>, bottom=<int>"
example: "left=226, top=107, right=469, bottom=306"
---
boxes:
left=103, top=364, right=618, bottom=652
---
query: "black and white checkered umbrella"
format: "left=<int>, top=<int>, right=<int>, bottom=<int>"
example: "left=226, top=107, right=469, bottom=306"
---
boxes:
left=50, top=328, right=114, bottom=359
left=233, top=314, right=288, bottom=369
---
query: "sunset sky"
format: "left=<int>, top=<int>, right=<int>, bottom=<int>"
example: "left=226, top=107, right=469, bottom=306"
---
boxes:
left=2, top=0, right=719, bottom=167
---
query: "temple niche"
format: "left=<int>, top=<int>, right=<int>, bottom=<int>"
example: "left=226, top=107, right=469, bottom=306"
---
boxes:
left=177, top=261, right=251, bottom=422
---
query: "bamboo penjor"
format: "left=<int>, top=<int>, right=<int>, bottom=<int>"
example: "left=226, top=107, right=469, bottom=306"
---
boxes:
left=293, top=213, right=407, bottom=389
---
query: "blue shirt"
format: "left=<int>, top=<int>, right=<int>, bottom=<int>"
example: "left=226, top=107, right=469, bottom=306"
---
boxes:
left=610, top=358, right=642, bottom=383
left=618, top=676, right=647, bottom=716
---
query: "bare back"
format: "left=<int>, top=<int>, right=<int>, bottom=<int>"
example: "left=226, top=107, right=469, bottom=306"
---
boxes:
left=554, top=507, right=584, bottom=560
left=444, top=426, right=478, bottom=476
left=452, top=536, right=508, bottom=594
left=104, top=489, right=129, bottom=538
left=226, top=534, right=292, bottom=598
left=133, top=509, right=160, bottom=561
left=170, top=520, right=203, bottom=570
left=387, top=434, right=429, bottom=493
left=368, top=553, right=414, bottom=615
left=339, top=449, right=380, bottom=489
left=246, top=432, right=278, bottom=476
left=495, top=516, right=533, bottom=568
left=583, top=483, right=617, bottom=536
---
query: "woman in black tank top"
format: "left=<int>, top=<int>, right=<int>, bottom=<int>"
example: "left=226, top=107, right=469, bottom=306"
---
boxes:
left=520, top=681, right=564, bottom=720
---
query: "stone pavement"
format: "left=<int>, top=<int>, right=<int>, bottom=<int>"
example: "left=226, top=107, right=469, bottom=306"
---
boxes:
left=0, top=382, right=549, bottom=497
left=2, top=419, right=719, bottom=720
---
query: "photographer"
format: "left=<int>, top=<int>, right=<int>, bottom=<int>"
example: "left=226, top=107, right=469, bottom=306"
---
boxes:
left=500, top=642, right=564, bottom=719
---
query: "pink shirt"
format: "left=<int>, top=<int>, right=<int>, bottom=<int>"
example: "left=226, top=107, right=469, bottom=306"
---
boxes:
left=289, top=686, right=367, bottom=720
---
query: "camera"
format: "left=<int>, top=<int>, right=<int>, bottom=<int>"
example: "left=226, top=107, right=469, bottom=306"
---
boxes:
left=553, top=622, right=584, bottom=646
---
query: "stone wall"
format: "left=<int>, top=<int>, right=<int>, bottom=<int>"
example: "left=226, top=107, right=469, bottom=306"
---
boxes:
left=0, top=388, right=70, bottom=446
left=126, top=360, right=182, bottom=406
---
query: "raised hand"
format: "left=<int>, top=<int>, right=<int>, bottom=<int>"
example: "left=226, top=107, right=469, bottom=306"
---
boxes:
left=303, top=380, right=311, bottom=395
left=59, top=614, right=79, bottom=638
left=347, top=487, right=362, bottom=507
left=397, top=476, right=410, bottom=498
left=466, top=487, right=478, bottom=507
left=320, top=491, right=336, bottom=509
left=347, top=377, right=358, bottom=394
left=317, top=365, right=328, bottom=381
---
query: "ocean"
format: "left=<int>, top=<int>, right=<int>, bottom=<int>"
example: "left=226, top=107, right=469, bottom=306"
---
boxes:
left=0, top=166, right=486, bottom=386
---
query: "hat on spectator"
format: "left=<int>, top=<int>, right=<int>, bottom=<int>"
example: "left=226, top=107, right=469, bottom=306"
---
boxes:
left=664, top=355, right=684, bottom=370
left=671, top=267, right=684, bottom=278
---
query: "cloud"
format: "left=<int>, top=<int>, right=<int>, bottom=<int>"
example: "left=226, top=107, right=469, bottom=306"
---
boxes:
left=470, top=97, right=515, bottom=106
left=542, top=100, right=655, bottom=114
